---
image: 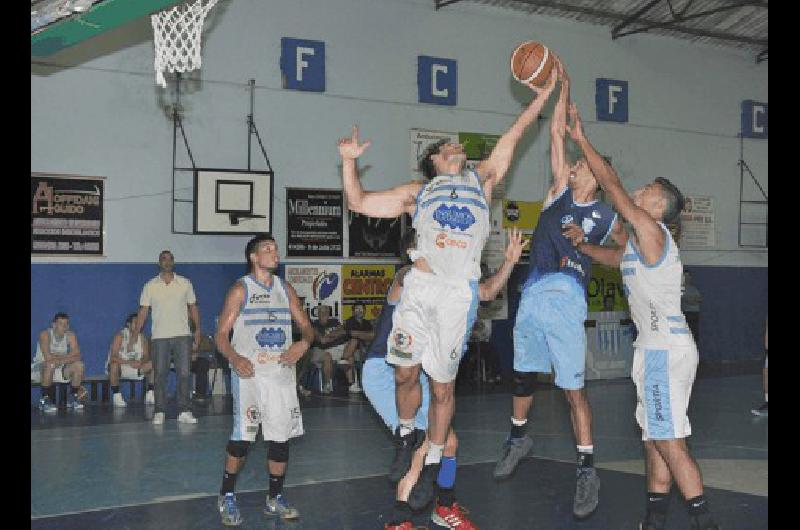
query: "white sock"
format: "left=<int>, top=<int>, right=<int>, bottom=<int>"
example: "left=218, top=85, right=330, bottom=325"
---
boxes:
left=765, top=393, right=768, bottom=403
left=398, top=418, right=415, bottom=437
left=577, top=445, right=594, bottom=454
left=425, top=443, right=444, bottom=465
left=511, top=417, right=528, bottom=426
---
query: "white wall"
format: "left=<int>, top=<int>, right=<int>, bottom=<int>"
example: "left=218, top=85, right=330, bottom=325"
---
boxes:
left=31, top=0, right=768, bottom=266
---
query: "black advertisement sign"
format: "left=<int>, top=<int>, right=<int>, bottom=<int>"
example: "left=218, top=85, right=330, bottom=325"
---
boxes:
left=348, top=211, right=407, bottom=258
left=31, top=173, right=104, bottom=256
left=286, top=188, right=343, bottom=257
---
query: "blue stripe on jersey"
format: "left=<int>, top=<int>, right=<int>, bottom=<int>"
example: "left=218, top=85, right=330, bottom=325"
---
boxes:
left=429, top=184, right=483, bottom=196
left=240, top=278, right=249, bottom=313
left=419, top=195, right=488, bottom=211
left=412, top=181, right=428, bottom=225
left=644, top=349, right=674, bottom=439
left=669, top=328, right=691, bottom=334
left=248, top=274, right=275, bottom=292
left=459, top=280, right=481, bottom=355
left=622, top=267, right=636, bottom=276
left=240, top=307, right=290, bottom=315
left=622, top=254, right=638, bottom=262
left=243, top=319, right=292, bottom=326
left=631, top=225, right=671, bottom=269
left=470, top=168, right=487, bottom=201
left=231, top=372, right=242, bottom=440
left=666, top=316, right=684, bottom=322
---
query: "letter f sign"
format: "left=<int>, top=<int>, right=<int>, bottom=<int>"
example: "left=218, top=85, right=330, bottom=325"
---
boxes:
left=596, top=78, right=628, bottom=123
left=281, top=37, right=325, bottom=92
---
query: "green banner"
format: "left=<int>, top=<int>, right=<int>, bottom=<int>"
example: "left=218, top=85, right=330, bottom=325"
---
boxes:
left=458, top=132, right=500, bottom=160
left=587, top=264, right=629, bottom=312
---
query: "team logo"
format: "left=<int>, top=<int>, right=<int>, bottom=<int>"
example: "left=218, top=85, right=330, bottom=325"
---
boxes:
left=393, top=329, right=413, bottom=349
left=246, top=406, right=261, bottom=423
left=561, top=214, right=574, bottom=225
left=249, top=292, right=270, bottom=304
left=312, top=272, right=339, bottom=301
left=433, top=204, right=476, bottom=231
left=505, top=201, right=520, bottom=222
left=435, top=232, right=468, bottom=249
left=581, top=218, right=596, bottom=236
left=255, top=327, right=287, bottom=348
left=592, top=210, right=602, bottom=219
left=559, top=256, right=585, bottom=276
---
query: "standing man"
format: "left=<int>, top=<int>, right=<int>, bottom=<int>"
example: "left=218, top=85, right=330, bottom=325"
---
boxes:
left=493, top=67, right=619, bottom=521
left=130, top=250, right=202, bottom=425
left=564, top=103, right=720, bottom=530
left=33, top=312, right=88, bottom=412
left=338, top=60, right=559, bottom=508
left=214, top=233, right=314, bottom=526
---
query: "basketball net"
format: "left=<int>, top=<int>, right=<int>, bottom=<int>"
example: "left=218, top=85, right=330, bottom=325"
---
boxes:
left=151, top=0, right=219, bottom=88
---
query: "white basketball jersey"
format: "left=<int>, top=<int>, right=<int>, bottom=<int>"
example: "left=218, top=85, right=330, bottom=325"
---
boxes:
left=34, top=328, right=71, bottom=363
left=231, top=275, right=295, bottom=379
left=117, top=328, right=144, bottom=361
left=409, top=169, right=490, bottom=280
left=621, top=223, right=695, bottom=349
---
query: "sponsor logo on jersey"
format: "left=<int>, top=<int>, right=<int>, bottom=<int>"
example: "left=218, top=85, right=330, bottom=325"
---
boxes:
left=651, top=383, right=665, bottom=422
left=581, top=218, right=596, bottom=236
left=592, top=210, right=602, bottom=219
left=561, top=214, right=574, bottom=225
left=257, top=351, right=282, bottom=363
left=246, top=406, right=261, bottom=423
left=256, top=327, right=287, bottom=348
left=559, top=256, right=585, bottom=276
left=312, top=272, right=339, bottom=301
left=649, top=301, right=659, bottom=332
left=435, top=232, right=468, bottom=249
left=433, top=204, right=476, bottom=231
left=249, top=292, right=270, bottom=304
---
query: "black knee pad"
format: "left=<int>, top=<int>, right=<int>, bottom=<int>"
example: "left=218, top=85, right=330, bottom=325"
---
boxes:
left=226, top=440, right=251, bottom=458
left=513, top=371, right=536, bottom=397
left=268, top=440, right=289, bottom=463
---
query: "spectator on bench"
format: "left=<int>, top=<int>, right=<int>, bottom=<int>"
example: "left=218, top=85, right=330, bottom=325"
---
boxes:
left=32, top=312, right=88, bottom=413
left=107, top=312, right=155, bottom=407
left=309, top=305, right=348, bottom=394
left=341, top=303, right=375, bottom=393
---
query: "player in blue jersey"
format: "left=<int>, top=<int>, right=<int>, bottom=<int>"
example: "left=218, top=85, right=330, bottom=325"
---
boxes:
left=214, top=233, right=315, bottom=526
left=563, top=103, right=719, bottom=530
left=493, top=66, right=623, bottom=521
left=365, top=228, right=525, bottom=530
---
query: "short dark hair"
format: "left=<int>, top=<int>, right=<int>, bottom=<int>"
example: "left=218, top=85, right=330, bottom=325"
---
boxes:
left=655, top=177, right=684, bottom=224
left=245, top=233, right=277, bottom=271
left=159, top=250, right=173, bottom=259
left=418, top=139, right=448, bottom=181
left=53, top=312, right=69, bottom=322
left=125, top=312, right=138, bottom=327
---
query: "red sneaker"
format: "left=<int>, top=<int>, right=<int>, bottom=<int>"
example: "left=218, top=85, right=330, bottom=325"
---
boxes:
left=431, top=502, right=478, bottom=529
left=384, top=522, right=415, bottom=530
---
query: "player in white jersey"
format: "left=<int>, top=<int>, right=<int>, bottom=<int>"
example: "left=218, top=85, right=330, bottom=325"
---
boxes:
left=214, top=234, right=315, bottom=527
left=33, top=312, right=88, bottom=412
left=337, top=60, right=559, bottom=509
left=106, top=312, right=155, bottom=407
left=563, top=103, right=720, bottom=530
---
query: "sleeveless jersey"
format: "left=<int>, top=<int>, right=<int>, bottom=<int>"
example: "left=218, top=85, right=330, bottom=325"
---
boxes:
left=34, top=328, right=71, bottom=363
left=408, top=169, right=490, bottom=280
left=231, top=275, right=294, bottom=378
left=525, top=186, right=617, bottom=291
left=117, top=328, right=144, bottom=361
left=621, top=223, right=694, bottom=348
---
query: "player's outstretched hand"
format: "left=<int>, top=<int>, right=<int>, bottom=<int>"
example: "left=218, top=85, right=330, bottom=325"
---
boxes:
left=562, top=222, right=585, bottom=246
left=528, top=55, right=559, bottom=98
left=337, top=125, right=372, bottom=160
left=230, top=353, right=255, bottom=378
left=505, top=227, right=528, bottom=264
left=565, top=102, right=585, bottom=141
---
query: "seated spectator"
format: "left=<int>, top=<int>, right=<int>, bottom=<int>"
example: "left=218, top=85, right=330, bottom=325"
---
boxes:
left=341, top=303, right=375, bottom=393
left=190, top=320, right=215, bottom=403
left=107, top=313, right=156, bottom=407
left=309, top=305, right=348, bottom=394
left=31, top=312, right=87, bottom=413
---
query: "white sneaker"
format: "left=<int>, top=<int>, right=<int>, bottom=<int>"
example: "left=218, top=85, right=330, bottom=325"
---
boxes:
left=178, top=411, right=198, bottom=424
left=144, top=389, right=155, bottom=405
left=348, top=382, right=362, bottom=393
left=321, top=381, right=333, bottom=394
left=152, top=411, right=165, bottom=425
left=112, top=392, right=127, bottom=408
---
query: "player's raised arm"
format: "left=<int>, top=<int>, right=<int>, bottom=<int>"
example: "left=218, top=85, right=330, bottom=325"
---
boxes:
left=567, top=104, right=664, bottom=265
left=563, top=221, right=627, bottom=268
left=475, top=59, right=559, bottom=201
left=479, top=227, right=527, bottom=301
left=546, top=62, right=571, bottom=204
left=338, top=125, right=422, bottom=218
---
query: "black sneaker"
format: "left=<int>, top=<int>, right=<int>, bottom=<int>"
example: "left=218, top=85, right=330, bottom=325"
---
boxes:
left=638, top=512, right=667, bottom=530
left=407, top=462, right=440, bottom=511
left=388, top=428, right=425, bottom=482
left=751, top=402, right=768, bottom=416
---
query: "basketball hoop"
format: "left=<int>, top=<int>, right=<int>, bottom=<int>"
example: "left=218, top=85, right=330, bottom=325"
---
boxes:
left=151, top=0, right=219, bottom=88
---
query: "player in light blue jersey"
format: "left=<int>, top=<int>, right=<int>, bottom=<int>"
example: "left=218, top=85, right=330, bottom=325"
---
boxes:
left=565, top=103, right=719, bottom=530
left=214, top=233, right=315, bottom=526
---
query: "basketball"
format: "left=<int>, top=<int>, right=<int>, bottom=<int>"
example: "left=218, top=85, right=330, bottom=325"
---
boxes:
left=510, top=40, right=555, bottom=87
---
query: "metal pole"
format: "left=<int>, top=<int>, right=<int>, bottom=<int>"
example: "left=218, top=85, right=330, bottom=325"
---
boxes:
left=171, top=74, right=181, bottom=234
left=247, top=79, right=255, bottom=171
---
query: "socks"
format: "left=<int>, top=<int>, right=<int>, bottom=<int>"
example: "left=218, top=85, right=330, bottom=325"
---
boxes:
left=398, top=418, right=415, bottom=438
left=425, top=443, right=444, bottom=466
left=647, top=491, right=670, bottom=516
left=269, top=474, right=285, bottom=498
left=686, top=495, right=709, bottom=516
left=577, top=445, right=594, bottom=468
left=42, top=385, right=56, bottom=402
left=765, top=393, right=768, bottom=402
left=437, top=456, right=457, bottom=489
left=220, top=470, right=237, bottom=495
left=510, top=417, right=528, bottom=439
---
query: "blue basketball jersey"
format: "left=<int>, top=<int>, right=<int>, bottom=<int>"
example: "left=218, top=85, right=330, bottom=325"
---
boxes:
left=525, top=186, right=617, bottom=291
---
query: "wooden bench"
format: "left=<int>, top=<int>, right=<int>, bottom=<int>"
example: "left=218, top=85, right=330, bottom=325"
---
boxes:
left=32, top=376, right=145, bottom=404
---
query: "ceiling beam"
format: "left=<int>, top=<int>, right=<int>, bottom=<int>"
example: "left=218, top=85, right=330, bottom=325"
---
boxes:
left=613, top=1, right=766, bottom=39
left=611, top=0, right=662, bottom=39
left=756, top=48, right=767, bottom=63
left=435, top=0, right=464, bottom=9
